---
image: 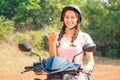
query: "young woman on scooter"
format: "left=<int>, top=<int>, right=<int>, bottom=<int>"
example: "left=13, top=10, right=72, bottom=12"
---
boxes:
left=47, top=4, right=95, bottom=80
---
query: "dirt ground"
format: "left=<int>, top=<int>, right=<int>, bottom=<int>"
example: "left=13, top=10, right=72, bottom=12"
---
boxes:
left=0, top=55, right=120, bottom=80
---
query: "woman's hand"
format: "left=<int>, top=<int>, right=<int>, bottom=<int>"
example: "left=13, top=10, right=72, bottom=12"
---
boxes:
left=47, top=32, right=56, bottom=42
left=46, top=32, right=57, bottom=56
left=83, top=52, right=94, bottom=74
left=82, top=62, right=94, bottom=74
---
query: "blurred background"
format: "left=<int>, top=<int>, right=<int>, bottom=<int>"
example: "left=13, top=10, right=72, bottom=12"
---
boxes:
left=0, top=0, right=120, bottom=80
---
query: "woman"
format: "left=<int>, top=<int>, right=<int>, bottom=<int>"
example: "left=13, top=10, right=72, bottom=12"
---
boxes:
left=47, top=4, right=95, bottom=80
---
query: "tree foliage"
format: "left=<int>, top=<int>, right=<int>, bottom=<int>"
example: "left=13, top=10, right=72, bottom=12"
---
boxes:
left=82, top=0, right=120, bottom=57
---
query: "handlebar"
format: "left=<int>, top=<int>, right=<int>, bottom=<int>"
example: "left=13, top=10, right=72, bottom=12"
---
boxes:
left=21, top=65, right=83, bottom=75
left=21, top=66, right=45, bottom=75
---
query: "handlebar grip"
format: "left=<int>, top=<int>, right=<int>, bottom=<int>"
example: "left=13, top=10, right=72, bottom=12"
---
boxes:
left=25, top=66, right=34, bottom=70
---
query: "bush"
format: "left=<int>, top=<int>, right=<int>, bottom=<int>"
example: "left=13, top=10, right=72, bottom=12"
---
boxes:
left=94, top=51, right=101, bottom=56
left=0, top=16, right=14, bottom=39
left=15, top=23, right=60, bottom=57
left=15, top=32, right=30, bottom=42
left=106, top=49, right=118, bottom=58
left=15, top=31, right=45, bottom=55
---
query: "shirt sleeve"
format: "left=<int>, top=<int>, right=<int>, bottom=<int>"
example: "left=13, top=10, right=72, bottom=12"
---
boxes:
left=84, top=33, right=94, bottom=44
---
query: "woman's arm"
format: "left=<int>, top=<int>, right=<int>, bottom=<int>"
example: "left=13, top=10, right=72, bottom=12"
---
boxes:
left=83, top=52, right=95, bottom=74
left=47, top=32, right=57, bottom=56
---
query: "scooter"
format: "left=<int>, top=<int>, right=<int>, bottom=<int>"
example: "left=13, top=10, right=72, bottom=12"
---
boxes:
left=18, top=42, right=96, bottom=80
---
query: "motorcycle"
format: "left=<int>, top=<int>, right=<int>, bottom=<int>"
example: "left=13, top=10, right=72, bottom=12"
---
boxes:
left=18, top=42, right=96, bottom=80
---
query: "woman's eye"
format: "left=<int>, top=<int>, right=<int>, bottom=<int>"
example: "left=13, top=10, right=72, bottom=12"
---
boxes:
left=71, top=17, right=75, bottom=19
left=65, top=16, right=69, bottom=19
left=64, top=17, right=75, bottom=19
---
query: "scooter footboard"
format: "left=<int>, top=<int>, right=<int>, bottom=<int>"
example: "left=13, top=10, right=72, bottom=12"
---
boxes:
left=64, top=70, right=80, bottom=76
left=47, top=73, right=63, bottom=79
left=46, top=70, right=79, bottom=79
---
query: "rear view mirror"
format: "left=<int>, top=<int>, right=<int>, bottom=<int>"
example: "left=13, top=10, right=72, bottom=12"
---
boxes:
left=18, top=42, right=31, bottom=52
left=18, top=42, right=42, bottom=61
left=72, top=43, right=96, bottom=62
left=82, top=43, right=96, bottom=52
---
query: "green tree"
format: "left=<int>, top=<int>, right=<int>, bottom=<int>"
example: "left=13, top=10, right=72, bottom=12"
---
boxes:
left=83, top=0, right=120, bottom=58
left=0, top=0, right=41, bottom=30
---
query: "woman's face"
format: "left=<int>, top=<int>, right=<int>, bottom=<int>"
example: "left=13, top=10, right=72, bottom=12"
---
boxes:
left=63, top=10, right=78, bottom=29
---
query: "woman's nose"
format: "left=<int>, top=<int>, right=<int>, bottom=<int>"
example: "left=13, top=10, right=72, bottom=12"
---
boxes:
left=68, top=18, right=72, bottom=22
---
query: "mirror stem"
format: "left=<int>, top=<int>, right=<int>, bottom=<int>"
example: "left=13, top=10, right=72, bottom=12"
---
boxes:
left=31, top=51, right=42, bottom=61
left=72, top=51, right=83, bottom=62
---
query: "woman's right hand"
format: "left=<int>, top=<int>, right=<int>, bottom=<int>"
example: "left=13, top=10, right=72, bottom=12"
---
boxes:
left=47, top=32, right=56, bottom=42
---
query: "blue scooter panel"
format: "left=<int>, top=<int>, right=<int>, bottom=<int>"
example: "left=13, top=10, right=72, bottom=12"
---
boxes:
left=43, top=56, right=71, bottom=70
left=33, top=56, right=80, bottom=74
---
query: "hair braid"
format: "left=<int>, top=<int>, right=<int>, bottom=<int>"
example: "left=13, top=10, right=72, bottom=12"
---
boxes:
left=70, top=26, right=79, bottom=47
left=57, top=24, right=66, bottom=47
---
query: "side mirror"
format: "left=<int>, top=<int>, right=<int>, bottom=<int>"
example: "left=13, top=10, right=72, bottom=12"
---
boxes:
left=72, top=43, right=96, bottom=62
left=18, top=42, right=42, bottom=61
left=82, top=43, right=96, bottom=52
left=18, top=42, right=31, bottom=52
